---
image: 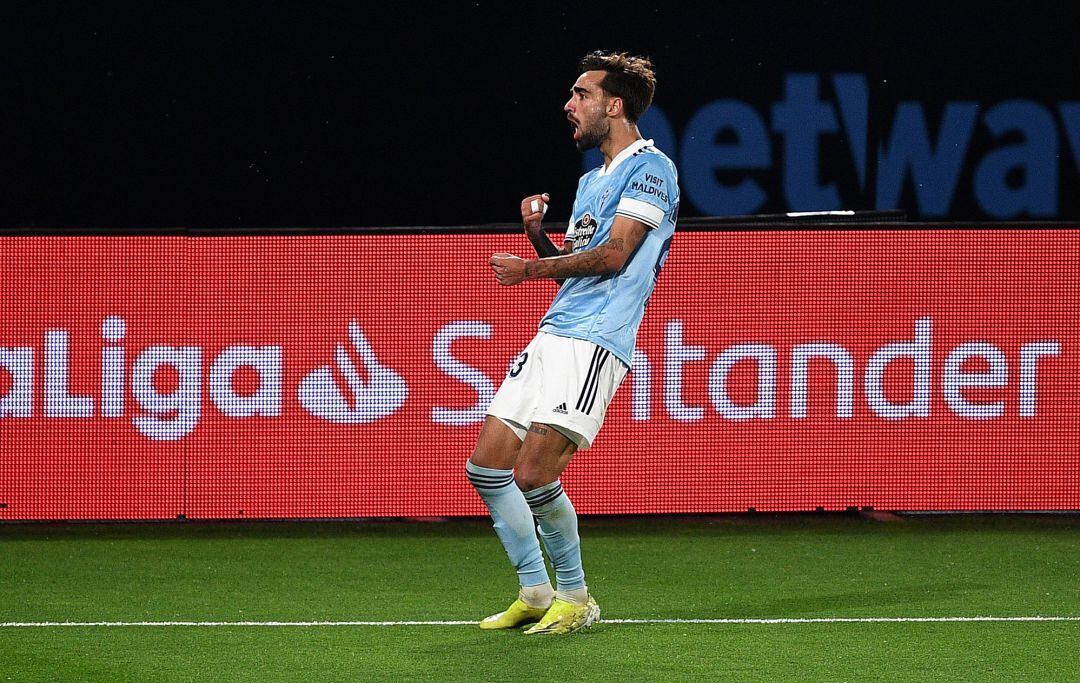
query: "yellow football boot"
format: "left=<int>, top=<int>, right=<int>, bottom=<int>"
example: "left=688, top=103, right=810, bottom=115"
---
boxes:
left=523, top=596, right=600, bottom=635
left=478, top=597, right=549, bottom=630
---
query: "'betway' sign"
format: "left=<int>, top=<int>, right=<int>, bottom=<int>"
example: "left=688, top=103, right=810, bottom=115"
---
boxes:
left=586, top=73, right=1080, bottom=218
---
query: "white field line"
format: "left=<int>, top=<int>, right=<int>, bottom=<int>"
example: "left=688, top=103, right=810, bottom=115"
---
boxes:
left=1, top=616, right=1078, bottom=628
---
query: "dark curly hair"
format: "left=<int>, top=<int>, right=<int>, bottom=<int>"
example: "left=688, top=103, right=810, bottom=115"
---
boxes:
left=578, top=51, right=657, bottom=123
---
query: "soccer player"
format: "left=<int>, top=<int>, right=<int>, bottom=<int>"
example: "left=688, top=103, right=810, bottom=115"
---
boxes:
left=468, top=50, right=678, bottom=635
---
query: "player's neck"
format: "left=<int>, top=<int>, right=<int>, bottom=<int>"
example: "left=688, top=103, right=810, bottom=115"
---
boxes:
left=600, top=122, right=643, bottom=170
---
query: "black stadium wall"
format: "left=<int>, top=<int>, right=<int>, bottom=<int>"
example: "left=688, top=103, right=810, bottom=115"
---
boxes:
left=7, top=2, right=1080, bottom=229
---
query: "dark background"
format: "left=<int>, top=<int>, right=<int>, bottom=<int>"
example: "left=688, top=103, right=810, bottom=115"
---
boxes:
left=7, top=1, right=1079, bottom=228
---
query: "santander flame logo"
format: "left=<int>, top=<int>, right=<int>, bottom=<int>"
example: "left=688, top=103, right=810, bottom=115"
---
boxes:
left=298, top=320, right=409, bottom=424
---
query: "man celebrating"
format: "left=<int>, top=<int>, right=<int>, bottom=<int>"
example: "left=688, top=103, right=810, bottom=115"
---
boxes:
left=468, top=51, right=679, bottom=635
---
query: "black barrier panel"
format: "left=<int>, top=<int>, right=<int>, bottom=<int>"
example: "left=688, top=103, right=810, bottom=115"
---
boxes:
left=7, top=3, right=1080, bottom=230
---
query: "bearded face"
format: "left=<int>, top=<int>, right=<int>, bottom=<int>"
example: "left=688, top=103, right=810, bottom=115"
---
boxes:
left=565, top=70, right=615, bottom=152
left=573, top=109, right=611, bottom=152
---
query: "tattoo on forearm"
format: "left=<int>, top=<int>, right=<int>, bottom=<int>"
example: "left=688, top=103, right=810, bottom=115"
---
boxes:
left=526, top=238, right=627, bottom=280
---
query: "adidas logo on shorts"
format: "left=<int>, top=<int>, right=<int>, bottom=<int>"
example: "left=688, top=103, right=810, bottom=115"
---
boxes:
left=553, top=402, right=568, bottom=414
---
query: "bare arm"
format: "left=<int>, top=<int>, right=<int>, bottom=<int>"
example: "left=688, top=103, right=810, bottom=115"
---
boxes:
left=524, top=230, right=571, bottom=287
left=490, top=215, right=649, bottom=286
left=525, top=228, right=571, bottom=259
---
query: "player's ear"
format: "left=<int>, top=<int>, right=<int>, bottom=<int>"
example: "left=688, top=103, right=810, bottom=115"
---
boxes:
left=606, top=96, right=623, bottom=118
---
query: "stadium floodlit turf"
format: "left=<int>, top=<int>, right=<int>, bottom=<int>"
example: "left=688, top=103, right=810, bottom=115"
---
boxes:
left=1, top=514, right=1077, bottom=681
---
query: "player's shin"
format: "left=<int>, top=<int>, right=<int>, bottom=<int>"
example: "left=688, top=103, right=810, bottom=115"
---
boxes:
left=465, top=460, right=550, bottom=590
left=523, top=481, right=588, bottom=601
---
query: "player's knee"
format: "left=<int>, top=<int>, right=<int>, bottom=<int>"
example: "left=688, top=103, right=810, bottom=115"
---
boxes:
left=469, top=440, right=520, bottom=471
left=468, top=417, right=522, bottom=470
left=514, top=464, right=556, bottom=493
left=467, top=446, right=487, bottom=470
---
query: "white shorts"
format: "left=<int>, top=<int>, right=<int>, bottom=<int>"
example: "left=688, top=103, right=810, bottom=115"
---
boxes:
left=486, top=331, right=629, bottom=449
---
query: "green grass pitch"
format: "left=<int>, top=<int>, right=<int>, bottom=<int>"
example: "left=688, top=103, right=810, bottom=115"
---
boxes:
left=2, top=514, right=1078, bottom=681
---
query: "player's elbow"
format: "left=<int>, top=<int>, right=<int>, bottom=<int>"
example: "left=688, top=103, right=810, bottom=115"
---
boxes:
left=603, top=243, right=630, bottom=273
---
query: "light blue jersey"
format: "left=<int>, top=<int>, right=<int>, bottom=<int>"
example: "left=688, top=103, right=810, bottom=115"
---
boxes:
left=539, top=138, right=679, bottom=368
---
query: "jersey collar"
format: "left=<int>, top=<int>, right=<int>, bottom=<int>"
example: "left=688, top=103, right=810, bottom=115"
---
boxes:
left=598, top=138, right=653, bottom=176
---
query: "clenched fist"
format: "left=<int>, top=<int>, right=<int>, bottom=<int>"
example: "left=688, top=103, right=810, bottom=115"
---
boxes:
left=489, top=253, right=530, bottom=286
left=520, top=193, right=550, bottom=236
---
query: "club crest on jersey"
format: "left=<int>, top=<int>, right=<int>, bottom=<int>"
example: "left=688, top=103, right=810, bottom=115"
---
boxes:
left=571, top=212, right=598, bottom=251
left=599, top=188, right=613, bottom=208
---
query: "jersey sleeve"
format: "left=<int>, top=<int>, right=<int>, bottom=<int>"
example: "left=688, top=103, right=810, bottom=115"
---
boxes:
left=615, top=156, right=676, bottom=230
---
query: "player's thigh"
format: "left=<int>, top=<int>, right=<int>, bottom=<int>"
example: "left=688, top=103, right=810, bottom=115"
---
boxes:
left=528, top=335, right=627, bottom=451
left=469, top=415, right=524, bottom=470
left=514, top=423, right=578, bottom=491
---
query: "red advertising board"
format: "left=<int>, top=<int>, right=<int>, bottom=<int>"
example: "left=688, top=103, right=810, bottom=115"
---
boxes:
left=1, top=230, right=1077, bottom=519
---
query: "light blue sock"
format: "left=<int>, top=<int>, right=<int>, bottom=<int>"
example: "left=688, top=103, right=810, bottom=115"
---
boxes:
left=523, top=481, right=585, bottom=591
left=465, top=461, right=549, bottom=587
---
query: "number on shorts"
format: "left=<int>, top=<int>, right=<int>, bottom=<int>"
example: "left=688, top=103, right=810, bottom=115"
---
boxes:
left=508, top=352, right=529, bottom=378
